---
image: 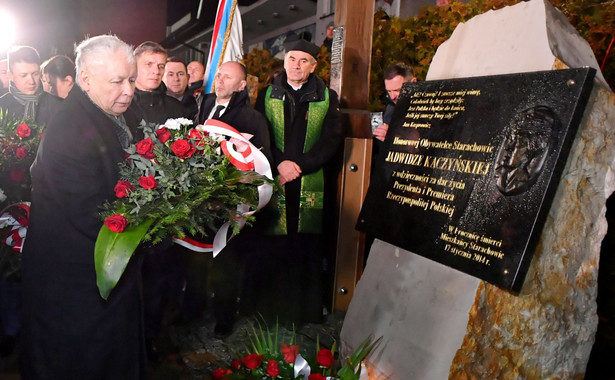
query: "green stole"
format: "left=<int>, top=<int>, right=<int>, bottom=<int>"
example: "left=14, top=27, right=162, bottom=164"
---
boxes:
left=264, top=85, right=329, bottom=234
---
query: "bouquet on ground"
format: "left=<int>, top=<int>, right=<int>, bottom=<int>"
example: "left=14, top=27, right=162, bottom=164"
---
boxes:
left=0, top=111, right=44, bottom=277
left=95, top=118, right=273, bottom=299
left=212, top=322, right=380, bottom=380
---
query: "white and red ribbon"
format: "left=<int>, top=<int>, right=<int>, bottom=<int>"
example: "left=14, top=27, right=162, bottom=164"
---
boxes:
left=173, top=119, right=273, bottom=257
left=0, top=202, right=30, bottom=253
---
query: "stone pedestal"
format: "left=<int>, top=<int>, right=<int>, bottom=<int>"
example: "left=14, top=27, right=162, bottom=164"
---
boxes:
left=341, top=1, right=615, bottom=378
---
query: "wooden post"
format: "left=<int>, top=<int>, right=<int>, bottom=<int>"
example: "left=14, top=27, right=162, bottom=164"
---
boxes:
left=331, top=0, right=375, bottom=311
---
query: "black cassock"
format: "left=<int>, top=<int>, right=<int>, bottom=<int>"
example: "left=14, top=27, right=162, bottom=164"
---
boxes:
left=21, top=87, right=145, bottom=379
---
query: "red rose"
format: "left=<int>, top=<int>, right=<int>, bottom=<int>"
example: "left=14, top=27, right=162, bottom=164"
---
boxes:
left=9, top=167, right=25, bottom=183
left=316, top=348, right=334, bottom=368
left=231, top=359, right=242, bottom=370
left=15, top=146, right=28, bottom=159
left=242, top=353, right=264, bottom=370
left=138, top=175, right=157, bottom=190
left=281, top=343, right=299, bottom=363
left=188, top=128, right=208, bottom=147
left=114, top=180, right=134, bottom=198
left=104, top=214, right=128, bottom=233
left=170, top=139, right=195, bottom=159
left=309, top=374, right=327, bottom=380
left=211, top=368, right=232, bottom=380
left=135, top=137, right=155, bottom=159
left=266, top=359, right=280, bottom=377
left=155, top=127, right=171, bottom=143
left=15, top=123, right=31, bottom=138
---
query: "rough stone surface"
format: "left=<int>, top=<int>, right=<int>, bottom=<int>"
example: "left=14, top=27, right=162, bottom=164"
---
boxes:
left=449, top=82, right=614, bottom=380
left=427, top=0, right=608, bottom=90
left=341, top=0, right=614, bottom=379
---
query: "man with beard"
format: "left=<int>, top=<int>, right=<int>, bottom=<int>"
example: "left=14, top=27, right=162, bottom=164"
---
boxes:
left=21, top=35, right=145, bottom=379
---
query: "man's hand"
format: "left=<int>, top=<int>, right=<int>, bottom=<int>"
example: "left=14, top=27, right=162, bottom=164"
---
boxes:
left=373, top=123, right=389, bottom=142
left=277, top=160, right=302, bottom=186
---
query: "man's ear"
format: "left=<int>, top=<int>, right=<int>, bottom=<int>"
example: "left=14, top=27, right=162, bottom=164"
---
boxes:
left=238, top=79, right=247, bottom=92
left=411, top=77, right=417, bottom=83
left=64, top=75, right=75, bottom=85
left=79, top=70, right=90, bottom=92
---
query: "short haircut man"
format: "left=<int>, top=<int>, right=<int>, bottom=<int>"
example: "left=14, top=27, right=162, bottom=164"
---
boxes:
left=186, top=60, right=205, bottom=98
left=164, top=56, right=197, bottom=119
left=0, top=45, right=62, bottom=124
left=373, top=63, right=417, bottom=142
left=163, top=56, right=189, bottom=99
left=134, top=41, right=167, bottom=92
left=187, top=61, right=205, bottom=86
left=128, top=41, right=184, bottom=124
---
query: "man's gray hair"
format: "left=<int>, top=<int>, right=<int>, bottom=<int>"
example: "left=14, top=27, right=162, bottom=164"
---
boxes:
left=74, top=35, right=134, bottom=86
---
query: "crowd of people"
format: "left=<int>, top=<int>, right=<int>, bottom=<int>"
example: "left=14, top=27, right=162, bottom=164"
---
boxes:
left=0, top=31, right=355, bottom=379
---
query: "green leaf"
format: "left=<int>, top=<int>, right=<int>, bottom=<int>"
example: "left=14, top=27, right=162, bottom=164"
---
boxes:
left=94, top=218, right=154, bottom=300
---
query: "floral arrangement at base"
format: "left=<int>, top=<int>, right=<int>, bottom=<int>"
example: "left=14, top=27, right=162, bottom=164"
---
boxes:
left=0, top=111, right=44, bottom=278
left=212, top=321, right=380, bottom=380
left=95, top=118, right=273, bottom=299
left=0, top=111, right=43, bottom=206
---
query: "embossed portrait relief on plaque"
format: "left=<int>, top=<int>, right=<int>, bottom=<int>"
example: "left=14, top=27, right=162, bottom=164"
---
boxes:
left=357, top=68, right=596, bottom=292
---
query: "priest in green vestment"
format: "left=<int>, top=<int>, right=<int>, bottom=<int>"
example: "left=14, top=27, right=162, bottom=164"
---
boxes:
left=252, top=35, right=343, bottom=324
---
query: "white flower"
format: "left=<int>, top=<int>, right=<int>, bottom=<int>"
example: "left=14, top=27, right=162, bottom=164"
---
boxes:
left=0, top=188, right=5, bottom=203
left=164, top=118, right=193, bottom=130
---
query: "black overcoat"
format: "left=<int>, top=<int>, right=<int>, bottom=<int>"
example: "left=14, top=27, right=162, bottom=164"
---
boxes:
left=20, top=87, right=145, bottom=379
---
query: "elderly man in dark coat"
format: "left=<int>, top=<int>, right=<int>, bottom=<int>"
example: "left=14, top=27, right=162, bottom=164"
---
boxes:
left=254, top=37, right=343, bottom=324
left=21, top=35, right=145, bottom=379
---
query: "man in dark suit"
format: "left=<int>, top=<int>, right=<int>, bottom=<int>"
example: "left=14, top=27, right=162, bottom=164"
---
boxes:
left=196, top=61, right=271, bottom=159
left=21, top=35, right=145, bottom=379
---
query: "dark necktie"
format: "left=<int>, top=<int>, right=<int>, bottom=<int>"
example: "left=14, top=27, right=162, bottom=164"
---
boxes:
left=212, top=105, right=225, bottom=119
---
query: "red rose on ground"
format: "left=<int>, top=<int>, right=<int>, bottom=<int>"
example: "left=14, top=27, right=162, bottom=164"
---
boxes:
left=15, top=123, right=31, bottom=138
left=170, top=139, right=195, bottom=159
left=114, top=180, right=134, bottom=198
left=135, top=137, right=155, bottom=159
left=231, top=359, right=242, bottom=370
left=316, top=348, right=334, bottom=368
left=281, top=343, right=299, bottom=363
left=104, top=214, right=128, bottom=233
left=211, top=368, right=232, bottom=379
left=9, top=167, right=25, bottom=183
left=308, top=374, right=327, bottom=380
left=242, top=353, right=264, bottom=370
left=15, top=146, right=28, bottom=159
left=266, top=359, right=280, bottom=377
left=155, top=127, right=171, bottom=143
left=138, top=175, right=157, bottom=190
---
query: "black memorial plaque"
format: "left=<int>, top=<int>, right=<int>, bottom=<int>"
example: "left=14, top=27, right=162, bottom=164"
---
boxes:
left=357, top=68, right=596, bottom=292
